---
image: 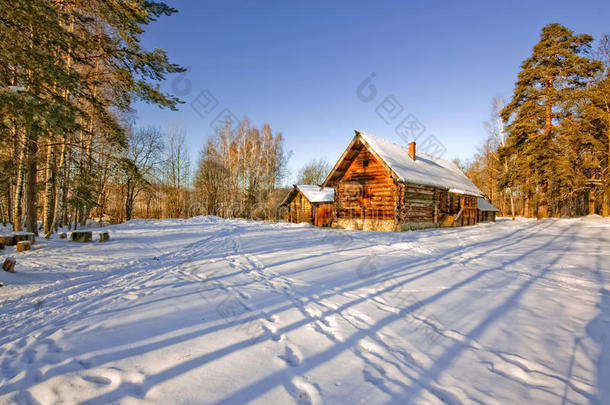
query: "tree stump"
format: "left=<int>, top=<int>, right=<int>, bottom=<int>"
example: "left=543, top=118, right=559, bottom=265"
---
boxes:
left=71, top=231, right=92, bottom=242
left=17, top=241, right=31, bottom=252
left=0, top=235, right=16, bottom=246
left=59, top=233, right=67, bottom=239
left=14, top=233, right=35, bottom=244
left=99, top=232, right=110, bottom=242
left=3, top=257, right=16, bottom=273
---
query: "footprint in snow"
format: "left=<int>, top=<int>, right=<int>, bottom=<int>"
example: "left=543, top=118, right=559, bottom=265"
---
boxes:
left=82, top=375, right=112, bottom=386
left=318, top=300, right=339, bottom=310
left=363, top=363, right=387, bottom=386
left=279, top=344, right=301, bottom=367
left=78, top=359, right=93, bottom=369
left=22, top=349, right=36, bottom=365
left=287, top=377, right=321, bottom=405
left=15, top=338, right=28, bottom=349
left=236, top=289, right=250, bottom=300
left=41, top=339, right=62, bottom=353
left=304, top=306, right=322, bottom=319
left=343, top=310, right=373, bottom=329
left=312, top=318, right=342, bottom=342
left=260, top=320, right=282, bottom=342
left=358, top=339, right=384, bottom=355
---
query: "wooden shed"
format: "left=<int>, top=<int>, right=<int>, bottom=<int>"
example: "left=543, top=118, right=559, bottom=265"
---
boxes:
left=321, top=131, right=484, bottom=231
left=477, top=197, right=499, bottom=222
left=280, top=185, right=334, bottom=227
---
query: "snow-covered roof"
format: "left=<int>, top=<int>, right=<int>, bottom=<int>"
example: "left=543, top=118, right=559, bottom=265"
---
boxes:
left=357, top=131, right=483, bottom=197
left=477, top=197, right=499, bottom=212
left=296, top=185, right=334, bottom=203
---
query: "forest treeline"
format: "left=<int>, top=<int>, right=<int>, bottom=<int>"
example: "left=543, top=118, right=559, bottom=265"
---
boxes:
left=0, top=0, right=187, bottom=234
left=465, top=24, right=610, bottom=218
left=2, top=12, right=608, bottom=234
left=0, top=2, right=297, bottom=234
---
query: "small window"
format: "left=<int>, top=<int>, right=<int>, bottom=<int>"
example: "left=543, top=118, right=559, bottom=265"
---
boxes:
left=363, top=159, right=369, bottom=167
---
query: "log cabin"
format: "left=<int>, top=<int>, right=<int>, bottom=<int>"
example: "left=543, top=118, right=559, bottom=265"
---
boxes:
left=280, top=185, right=334, bottom=227
left=477, top=197, right=499, bottom=222
left=320, top=131, right=485, bottom=231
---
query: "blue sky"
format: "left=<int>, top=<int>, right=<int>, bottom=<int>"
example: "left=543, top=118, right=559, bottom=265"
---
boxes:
left=134, top=0, right=610, bottom=183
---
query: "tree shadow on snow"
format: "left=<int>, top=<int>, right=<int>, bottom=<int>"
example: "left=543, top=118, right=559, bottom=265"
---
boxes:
left=586, top=289, right=610, bottom=405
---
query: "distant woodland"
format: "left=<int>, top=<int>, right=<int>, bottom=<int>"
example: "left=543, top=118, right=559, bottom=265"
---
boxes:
left=1, top=5, right=609, bottom=237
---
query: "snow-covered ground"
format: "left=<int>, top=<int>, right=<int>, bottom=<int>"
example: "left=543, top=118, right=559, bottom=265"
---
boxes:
left=0, top=216, right=609, bottom=405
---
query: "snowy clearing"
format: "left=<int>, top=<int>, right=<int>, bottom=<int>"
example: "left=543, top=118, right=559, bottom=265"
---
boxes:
left=1, top=216, right=609, bottom=404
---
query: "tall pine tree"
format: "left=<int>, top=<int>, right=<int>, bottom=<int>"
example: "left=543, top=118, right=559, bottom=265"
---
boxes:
left=501, top=23, right=602, bottom=217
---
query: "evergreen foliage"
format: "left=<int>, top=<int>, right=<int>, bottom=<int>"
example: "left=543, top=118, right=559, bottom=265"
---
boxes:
left=468, top=24, right=609, bottom=217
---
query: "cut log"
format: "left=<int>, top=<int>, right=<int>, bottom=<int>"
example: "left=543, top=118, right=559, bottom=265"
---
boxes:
left=0, top=235, right=16, bottom=246
left=17, top=241, right=31, bottom=252
left=59, top=233, right=67, bottom=239
left=3, top=257, right=16, bottom=273
left=14, top=233, right=35, bottom=244
left=99, top=232, right=109, bottom=242
left=71, top=231, right=92, bottom=242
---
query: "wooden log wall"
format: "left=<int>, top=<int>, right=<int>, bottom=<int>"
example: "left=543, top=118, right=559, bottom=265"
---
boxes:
left=335, top=148, right=397, bottom=221
left=397, top=183, right=437, bottom=224
left=449, top=193, right=461, bottom=214
left=437, top=189, right=449, bottom=217
left=288, top=191, right=313, bottom=224
left=478, top=210, right=496, bottom=222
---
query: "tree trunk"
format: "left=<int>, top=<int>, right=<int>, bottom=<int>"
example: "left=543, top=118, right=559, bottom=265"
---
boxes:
left=79, top=122, right=95, bottom=227
left=98, top=190, right=107, bottom=225
left=589, top=188, right=597, bottom=215
left=537, top=74, right=554, bottom=219
left=7, top=123, right=17, bottom=226
left=13, top=127, right=27, bottom=232
left=61, top=146, right=72, bottom=228
left=25, top=137, right=38, bottom=235
left=55, top=9, right=74, bottom=232
left=520, top=156, right=531, bottom=217
left=537, top=182, right=549, bottom=219
left=605, top=105, right=610, bottom=216
left=50, top=135, right=67, bottom=234
left=0, top=199, right=6, bottom=225
left=43, top=138, right=55, bottom=235
left=507, top=187, right=515, bottom=220
left=524, top=192, right=531, bottom=218
left=7, top=179, right=12, bottom=226
left=125, top=179, right=134, bottom=221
